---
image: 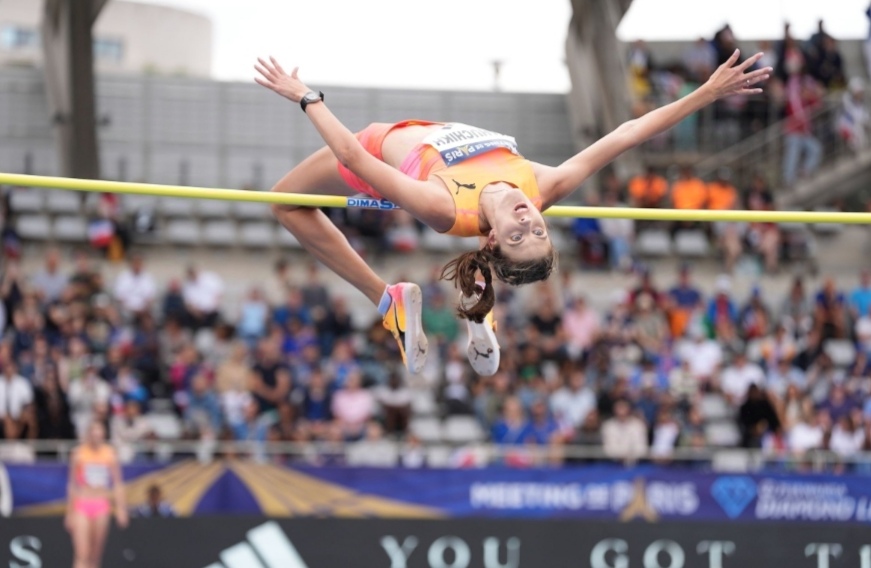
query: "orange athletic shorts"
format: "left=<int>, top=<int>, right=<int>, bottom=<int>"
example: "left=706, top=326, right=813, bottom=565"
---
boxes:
left=337, top=120, right=445, bottom=198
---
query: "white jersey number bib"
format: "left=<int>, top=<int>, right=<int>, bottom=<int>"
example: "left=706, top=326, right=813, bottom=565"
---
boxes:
left=423, top=123, right=519, bottom=166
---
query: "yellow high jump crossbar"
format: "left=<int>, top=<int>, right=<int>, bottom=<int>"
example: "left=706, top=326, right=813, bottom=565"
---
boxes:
left=0, top=172, right=868, bottom=225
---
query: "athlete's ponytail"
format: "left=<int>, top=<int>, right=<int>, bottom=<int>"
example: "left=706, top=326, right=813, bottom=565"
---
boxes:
left=441, top=245, right=557, bottom=323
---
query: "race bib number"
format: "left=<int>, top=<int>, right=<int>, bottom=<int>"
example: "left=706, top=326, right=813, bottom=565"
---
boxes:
left=82, top=464, right=110, bottom=488
left=423, top=123, right=519, bottom=166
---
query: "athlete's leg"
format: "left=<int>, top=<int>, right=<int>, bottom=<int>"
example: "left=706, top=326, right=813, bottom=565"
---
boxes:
left=271, top=146, right=427, bottom=373
left=271, top=145, right=387, bottom=304
left=69, top=513, right=91, bottom=568
left=87, top=513, right=110, bottom=568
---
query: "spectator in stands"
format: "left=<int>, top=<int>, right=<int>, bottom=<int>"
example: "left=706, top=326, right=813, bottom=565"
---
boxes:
left=331, top=369, right=374, bottom=440
left=550, top=369, right=596, bottom=430
left=721, top=351, right=765, bottom=405
left=529, top=397, right=562, bottom=445
left=265, top=258, right=292, bottom=307
left=601, top=399, right=648, bottom=465
left=571, top=194, right=608, bottom=268
left=849, top=270, right=871, bottom=323
left=33, top=365, right=74, bottom=440
left=233, top=399, right=270, bottom=459
left=650, top=406, right=680, bottom=461
left=670, top=166, right=707, bottom=233
left=627, top=40, right=654, bottom=112
left=738, top=384, right=780, bottom=448
left=788, top=406, right=826, bottom=458
left=765, top=358, right=805, bottom=399
left=422, top=289, right=459, bottom=347
left=250, top=338, right=292, bottom=416
left=351, top=422, right=397, bottom=467
left=666, top=264, right=703, bottom=339
left=820, top=384, right=858, bottom=424
left=780, top=276, right=813, bottom=338
left=112, top=253, right=157, bottom=316
left=627, top=166, right=668, bottom=208
left=631, top=293, right=669, bottom=359
left=0, top=359, right=34, bottom=439
left=375, top=372, right=412, bottom=435
left=680, top=325, right=723, bottom=386
left=181, top=265, right=224, bottom=330
left=629, top=266, right=663, bottom=310
left=443, top=344, right=473, bottom=416
left=738, top=288, right=772, bottom=341
left=808, top=33, right=845, bottom=90
left=707, top=168, right=738, bottom=211
left=528, top=291, right=566, bottom=363
left=745, top=174, right=774, bottom=210
left=161, top=279, right=186, bottom=324
left=132, top=485, right=176, bottom=518
left=599, top=188, right=635, bottom=271
left=67, top=359, right=111, bottom=437
left=838, top=78, right=869, bottom=152
left=491, top=396, right=533, bottom=445
left=301, top=369, right=332, bottom=437
left=683, top=37, right=717, bottom=84
left=830, top=415, right=865, bottom=470
left=813, top=278, right=848, bottom=340
left=782, top=58, right=824, bottom=186
left=111, top=400, right=152, bottom=463
left=759, top=323, right=797, bottom=370
left=237, top=287, right=269, bottom=348
left=30, top=248, right=67, bottom=305
left=315, top=296, right=355, bottom=356
left=705, top=275, right=739, bottom=343
left=562, top=296, right=600, bottom=361
left=184, top=372, right=223, bottom=437
left=273, top=287, right=311, bottom=331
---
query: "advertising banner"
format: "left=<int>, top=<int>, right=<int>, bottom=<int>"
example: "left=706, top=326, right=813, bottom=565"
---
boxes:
left=1, top=517, right=871, bottom=568
left=5, top=461, right=871, bottom=523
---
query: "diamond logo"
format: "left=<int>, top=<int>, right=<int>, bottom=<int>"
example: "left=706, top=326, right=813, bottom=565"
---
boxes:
left=711, top=476, right=757, bottom=519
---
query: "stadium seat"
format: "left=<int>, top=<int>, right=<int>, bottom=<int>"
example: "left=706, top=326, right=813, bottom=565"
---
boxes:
left=421, top=228, right=455, bottom=252
left=197, top=199, right=232, bottom=218
left=634, top=229, right=672, bottom=257
left=160, top=197, right=195, bottom=217
left=146, top=413, right=184, bottom=439
left=674, top=230, right=709, bottom=257
left=824, top=339, right=856, bottom=368
left=410, top=390, right=438, bottom=416
left=425, top=445, right=454, bottom=468
left=442, top=416, right=486, bottom=444
left=700, top=394, right=732, bottom=421
left=346, top=442, right=399, bottom=467
left=234, top=200, right=270, bottom=220
left=704, top=421, right=741, bottom=447
left=53, top=216, right=87, bottom=242
left=409, top=417, right=443, bottom=443
left=124, top=194, right=159, bottom=212
left=8, top=189, right=44, bottom=213
left=276, top=227, right=301, bottom=248
left=711, top=450, right=751, bottom=472
left=164, top=219, right=201, bottom=245
left=202, top=220, right=237, bottom=246
left=239, top=222, right=275, bottom=248
left=45, top=190, right=81, bottom=214
left=15, top=215, right=51, bottom=240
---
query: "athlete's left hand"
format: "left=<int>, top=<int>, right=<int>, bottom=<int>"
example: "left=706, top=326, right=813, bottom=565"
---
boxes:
left=704, top=50, right=771, bottom=99
left=254, top=57, right=310, bottom=103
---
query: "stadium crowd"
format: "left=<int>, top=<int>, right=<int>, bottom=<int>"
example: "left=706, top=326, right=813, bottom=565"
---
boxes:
left=1, top=245, right=870, bottom=472
left=628, top=17, right=868, bottom=185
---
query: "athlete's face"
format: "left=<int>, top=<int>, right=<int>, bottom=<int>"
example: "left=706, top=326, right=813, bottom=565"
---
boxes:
left=487, top=188, right=551, bottom=261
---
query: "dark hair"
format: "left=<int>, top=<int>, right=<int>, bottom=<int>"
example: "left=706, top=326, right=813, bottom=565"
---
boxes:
left=440, top=245, right=556, bottom=323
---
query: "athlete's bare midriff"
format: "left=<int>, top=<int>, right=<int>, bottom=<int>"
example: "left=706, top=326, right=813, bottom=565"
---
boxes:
left=380, top=124, right=441, bottom=167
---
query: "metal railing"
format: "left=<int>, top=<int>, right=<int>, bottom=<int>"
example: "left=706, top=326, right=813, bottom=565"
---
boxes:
left=2, top=439, right=870, bottom=473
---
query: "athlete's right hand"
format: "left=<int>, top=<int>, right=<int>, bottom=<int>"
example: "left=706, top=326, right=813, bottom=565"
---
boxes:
left=254, top=57, right=310, bottom=103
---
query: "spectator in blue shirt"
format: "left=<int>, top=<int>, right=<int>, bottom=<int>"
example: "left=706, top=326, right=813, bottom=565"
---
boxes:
left=272, top=287, right=311, bottom=330
left=184, top=372, right=223, bottom=435
left=491, top=397, right=534, bottom=445
left=667, top=264, right=703, bottom=338
left=849, top=270, right=871, bottom=321
left=132, top=485, right=176, bottom=518
left=528, top=398, right=561, bottom=445
left=814, top=277, right=848, bottom=340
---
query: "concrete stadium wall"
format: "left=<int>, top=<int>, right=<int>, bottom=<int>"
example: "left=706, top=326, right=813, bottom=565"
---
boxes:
left=0, top=68, right=574, bottom=190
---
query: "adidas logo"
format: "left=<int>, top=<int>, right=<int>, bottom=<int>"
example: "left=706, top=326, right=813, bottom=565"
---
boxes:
left=204, top=521, right=309, bottom=568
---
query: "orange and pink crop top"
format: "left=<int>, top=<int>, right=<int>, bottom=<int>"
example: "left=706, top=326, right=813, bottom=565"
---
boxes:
left=73, top=444, right=116, bottom=490
left=405, top=123, right=542, bottom=237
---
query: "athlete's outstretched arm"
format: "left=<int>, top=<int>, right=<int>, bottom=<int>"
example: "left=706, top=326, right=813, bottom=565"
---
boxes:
left=255, top=58, right=452, bottom=228
left=538, top=50, right=771, bottom=207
